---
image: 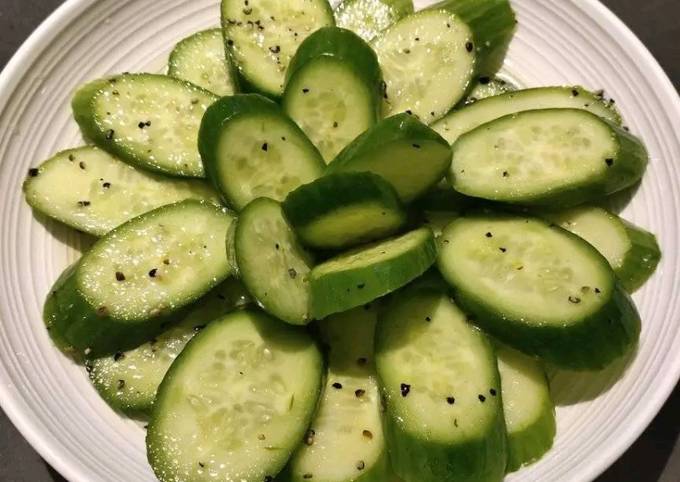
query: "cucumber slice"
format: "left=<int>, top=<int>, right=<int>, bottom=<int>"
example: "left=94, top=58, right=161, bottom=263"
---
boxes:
left=310, top=227, right=436, bottom=319
left=433, top=86, right=622, bottom=145
left=72, top=74, right=218, bottom=178
left=235, top=198, right=314, bottom=325
left=221, top=0, right=334, bottom=98
left=281, top=306, right=392, bottom=482
left=373, top=9, right=475, bottom=122
left=23, top=146, right=220, bottom=236
left=464, top=75, right=517, bottom=105
left=335, top=0, right=414, bottom=42
left=428, top=0, right=517, bottom=77
left=545, top=206, right=661, bottom=293
left=327, top=114, right=452, bottom=203
left=496, top=344, right=556, bottom=473
left=87, top=278, right=252, bottom=417
left=283, top=27, right=382, bottom=162
left=282, top=172, right=406, bottom=250
left=168, top=29, right=238, bottom=96
left=199, top=94, right=325, bottom=210
left=147, top=309, right=323, bottom=482
left=375, top=289, right=506, bottom=482
left=438, top=214, right=641, bottom=370
left=450, top=109, right=648, bottom=207
left=45, top=200, right=234, bottom=358
left=414, top=186, right=476, bottom=237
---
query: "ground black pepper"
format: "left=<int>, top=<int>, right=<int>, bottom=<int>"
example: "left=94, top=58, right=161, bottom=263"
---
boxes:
left=289, top=268, right=297, bottom=279
left=356, top=461, right=365, bottom=471
left=28, top=168, right=39, bottom=177
left=105, top=129, right=115, bottom=140
left=332, top=382, right=343, bottom=389
left=490, top=388, right=497, bottom=396
left=447, top=396, right=455, bottom=405
left=115, top=271, right=126, bottom=281
left=355, top=389, right=366, bottom=398
left=149, top=268, right=158, bottom=278
left=362, top=430, right=373, bottom=439
left=400, top=383, right=411, bottom=397
left=79, top=161, right=86, bottom=170
left=568, top=296, right=581, bottom=304
left=465, top=41, right=474, bottom=52
left=478, top=394, right=486, bottom=402
left=605, top=158, right=614, bottom=166
left=262, top=142, right=268, bottom=151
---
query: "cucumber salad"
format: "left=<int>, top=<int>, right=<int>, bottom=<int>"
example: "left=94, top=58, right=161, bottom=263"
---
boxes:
left=23, top=0, right=661, bottom=481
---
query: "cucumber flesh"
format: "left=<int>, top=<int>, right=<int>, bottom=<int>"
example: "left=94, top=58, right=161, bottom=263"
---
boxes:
left=450, top=108, right=648, bottom=207
left=464, top=75, right=517, bottom=105
left=496, top=344, right=556, bottom=473
left=438, top=214, right=641, bottom=370
left=335, top=0, right=414, bottom=42
left=376, top=289, right=506, bottom=482
left=147, top=310, right=323, bottom=482
left=72, top=74, right=218, bottom=178
left=23, top=146, right=220, bottom=236
left=168, top=29, right=238, bottom=96
left=373, top=9, right=475, bottom=122
left=433, top=86, right=622, bottom=145
left=87, top=278, right=252, bottom=417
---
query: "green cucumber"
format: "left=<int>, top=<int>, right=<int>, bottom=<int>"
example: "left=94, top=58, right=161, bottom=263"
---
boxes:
left=199, top=94, right=325, bottom=210
left=433, top=86, right=622, bottom=145
left=72, top=74, right=218, bottom=178
left=372, top=8, right=475, bottom=121
left=496, top=344, right=555, bottom=473
left=282, top=305, right=391, bottom=482
left=438, top=214, right=641, bottom=370
left=310, top=227, right=436, bottom=319
left=235, top=198, right=314, bottom=325
left=464, top=75, right=517, bottom=105
left=87, top=278, right=252, bottom=417
left=414, top=186, right=476, bottom=237
left=221, top=0, right=335, bottom=98
left=282, top=172, right=406, bottom=250
left=168, top=28, right=239, bottom=96
left=23, top=146, right=219, bottom=236
left=147, top=309, right=323, bottom=482
left=283, top=27, right=383, bottom=162
left=44, top=200, right=234, bottom=358
left=335, top=0, right=414, bottom=42
left=376, top=289, right=506, bottom=482
left=450, top=109, right=648, bottom=207
left=327, top=113, right=452, bottom=203
left=544, top=206, right=661, bottom=293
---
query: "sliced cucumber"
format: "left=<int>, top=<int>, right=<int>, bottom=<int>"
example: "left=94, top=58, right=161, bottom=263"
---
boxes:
left=283, top=172, right=406, bottom=250
left=373, top=8, right=475, bottom=121
left=147, top=309, right=323, bottom=482
left=433, top=86, right=622, bottom=145
left=335, top=0, right=414, bottom=42
left=544, top=206, right=661, bottom=293
left=235, top=198, right=314, bottom=325
left=168, top=28, right=238, bottom=96
left=496, top=344, right=555, bottom=473
left=376, top=289, right=506, bottom=482
left=327, top=113, right=452, bottom=203
left=72, top=74, right=218, bottom=178
left=450, top=109, right=648, bottom=207
left=310, top=227, right=436, bottom=319
left=414, top=186, right=476, bottom=237
left=438, top=214, right=641, bottom=370
left=282, top=306, right=391, bottom=482
left=23, top=146, right=220, bottom=236
left=87, top=278, right=252, bottom=418
left=45, top=200, right=234, bottom=358
left=199, top=94, right=325, bottom=210
left=221, top=0, right=335, bottom=98
left=283, top=27, right=383, bottom=162
left=464, top=75, right=517, bottom=105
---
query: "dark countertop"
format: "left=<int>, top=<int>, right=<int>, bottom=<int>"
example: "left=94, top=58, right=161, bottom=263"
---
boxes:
left=0, top=0, right=678, bottom=481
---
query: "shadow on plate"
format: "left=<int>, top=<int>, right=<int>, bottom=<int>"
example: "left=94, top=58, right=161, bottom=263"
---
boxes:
left=33, top=210, right=96, bottom=255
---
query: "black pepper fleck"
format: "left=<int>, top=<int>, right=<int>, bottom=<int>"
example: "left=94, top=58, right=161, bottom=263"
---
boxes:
left=148, top=268, right=158, bottom=278
left=103, top=182, right=111, bottom=188
left=68, top=154, right=76, bottom=161
left=362, top=429, right=373, bottom=439
left=288, top=268, right=297, bottom=279
left=356, top=461, right=365, bottom=471
left=425, top=316, right=431, bottom=322
left=117, top=379, right=126, bottom=390
left=105, top=129, right=115, bottom=140
left=113, top=352, right=125, bottom=362
left=485, top=232, right=493, bottom=238
left=478, top=394, right=486, bottom=402
left=605, top=158, right=614, bottom=167
left=412, top=143, right=421, bottom=149
left=79, top=161, right=86, bottom=170
left=400, top=383, right=411, bottom=397
left=115, top=271, right=126, bottom=282
left=465, top=41, right=474, bottom=52
left=262, top=142, right=268, bottom=151
left=447, top=396, right=455, bottom=405
left=304, top=429, right=315, bottom=446
left=355, top=389, right=366, bottom=398
left=357, top=283, right=365, bottom=289
left=490, top=388, right=497, bottom=396
left=302, top=88, right=310, bottom=94
left=332, top=382, right=343, bottom=389
left=568, top=296, right=581, bottom=304
left=572, top=89, right=580, bottom=97
left=499, top=247, right=507, bottom=253
left=28, top=168, right=39, bottom=177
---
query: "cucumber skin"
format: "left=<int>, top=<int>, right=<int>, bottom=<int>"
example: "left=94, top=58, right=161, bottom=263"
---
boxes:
left=619, top=219, right=661, bottom=292
left=505, top=393, right=556, bottom=473
left=72, top=74, right=217, bottom=178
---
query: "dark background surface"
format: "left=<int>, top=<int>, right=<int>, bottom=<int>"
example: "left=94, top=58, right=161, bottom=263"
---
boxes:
left=0, top=0, right=678, bottom=481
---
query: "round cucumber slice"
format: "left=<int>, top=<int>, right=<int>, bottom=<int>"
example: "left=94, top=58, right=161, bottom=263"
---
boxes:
left=335, top=0, right=414, bottom=42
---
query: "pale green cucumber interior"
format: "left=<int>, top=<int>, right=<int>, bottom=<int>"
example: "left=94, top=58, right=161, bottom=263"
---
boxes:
left=439, top=217, right=613, bottom=324
left=216, top=114, right=323, bottom=210
left=452, top=109, right=615, bottom=200
left=285, top=58, right=376, bottom=162
left=373, top=9, right=474, bottom=121
left=465, top=76, right=517, bottom=105
left=335, top=0, right=411, bottom=41
left=423, top=210, right=459, bottom=238
left=79, top=202, right=232, bottom=320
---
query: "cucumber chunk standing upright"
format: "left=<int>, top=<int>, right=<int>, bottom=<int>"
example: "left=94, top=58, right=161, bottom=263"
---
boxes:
left=283, top=27, right=383, bottom=162
left=450, top=109, right=648, bottom=207
left=168, top=28, right=239, bottom=96
left=147, top=310, right=323, bottom=482
left=221, top=0, right=335, bottom=98
left=438, top=214, right=641, bottom=370
left=199, top=94, right=325, bottom=210
left=44, top=201, right=234, bottom=357
left=376, top=289, right=506, bottom=482
left=23, top=146, right=219, bottom=236
left=335, top=0, right=414, bottom=42
left=72, top=74, right=218, bottom=178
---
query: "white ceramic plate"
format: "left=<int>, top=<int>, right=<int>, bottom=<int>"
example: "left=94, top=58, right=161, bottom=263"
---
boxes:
left=0, top=0, right=678, bottom=481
